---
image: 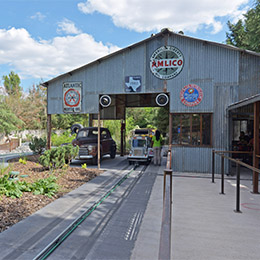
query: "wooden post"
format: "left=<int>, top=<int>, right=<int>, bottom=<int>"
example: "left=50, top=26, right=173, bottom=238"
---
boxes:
left=168, top=113, right=173, bottom=146
left=47, top=114, right=52, bottom=150
left=212, top=150, right=215, bottom=183
left=89, top=114, right=93, bottom=127
left=253, top=102, right=259, bottom=193
left=120, top=120, right=125, bottom=156
left=98, top=112, right=101, bottom=169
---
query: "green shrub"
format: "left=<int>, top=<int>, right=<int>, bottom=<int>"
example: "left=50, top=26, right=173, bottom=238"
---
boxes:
left=19, top=157, right=27, bottom=165
left=30, top=176, right=59, bottom=198
left=29, top=137, right=46, bottom=154
left=63, top=144, right=79, bottom=164
left=39, top=145, right=79, bottom=169
left=51, top=130, right=76, bottom=146
left=81, top=163, right=87, bottom=169
left=0, top=174, right=31, bottom=198
left=0, top=174, right=59, bottom=198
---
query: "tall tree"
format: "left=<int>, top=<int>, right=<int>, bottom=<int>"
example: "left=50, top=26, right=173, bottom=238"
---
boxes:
left=226, top=1, right=260, bottom=52
left=19, top=84, right=47, bottom=129
left=0, top=101, right=24, bottom=136
left=2, top=71, right=22, bottom=96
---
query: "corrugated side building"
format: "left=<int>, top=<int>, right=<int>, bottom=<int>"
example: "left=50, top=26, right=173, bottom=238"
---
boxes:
left=43, top=28, right=260, bottom=173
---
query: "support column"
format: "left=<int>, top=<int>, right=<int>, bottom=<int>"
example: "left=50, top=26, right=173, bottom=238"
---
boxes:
left=253, top=102, right=259, bottom=193
left=47, top=114, right=52, bottom=150
left=89, top=114, right=93, bottom=127
left=98, top=112, right=101, bottom=169
left=120, top=120, right=125, bottom=156
left=168, top=113, right=173, bottom=148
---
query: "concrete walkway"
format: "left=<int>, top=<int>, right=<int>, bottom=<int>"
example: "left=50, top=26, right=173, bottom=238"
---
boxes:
left=133, top=169, right=260, bottom=260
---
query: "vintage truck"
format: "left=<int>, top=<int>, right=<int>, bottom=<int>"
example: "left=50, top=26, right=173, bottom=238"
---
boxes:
left=127, top=129, right=154, bottom=165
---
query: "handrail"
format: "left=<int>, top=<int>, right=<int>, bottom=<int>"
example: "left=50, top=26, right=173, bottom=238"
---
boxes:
left=159, top=148, right=172, bottom=260
left=212, top=150, right=260, bottom=212
left=214, top=150, right=253, bottom=154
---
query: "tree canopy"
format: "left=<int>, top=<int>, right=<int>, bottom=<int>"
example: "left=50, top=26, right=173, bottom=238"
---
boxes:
left=226, top=0, right=260, bottom=52
left=2, top=71, right=22, bottom=96
left=0, top=101, right=24, bottom=135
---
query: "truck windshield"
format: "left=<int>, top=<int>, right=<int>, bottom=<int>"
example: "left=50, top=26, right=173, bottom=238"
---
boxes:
left=132, top=139, right=146, bottom=147
left=77, top=130, right=98, bottom=138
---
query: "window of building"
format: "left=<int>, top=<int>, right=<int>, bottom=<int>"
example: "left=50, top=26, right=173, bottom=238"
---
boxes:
left=172, top=113, right=212, bottom=146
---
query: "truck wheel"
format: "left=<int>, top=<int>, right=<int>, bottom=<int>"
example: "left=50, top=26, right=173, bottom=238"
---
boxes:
left=92, top=155, right=102, bottom=165
left=110, top=147, right=116, bottom=159
left=92, top=156, right=98, bottom=165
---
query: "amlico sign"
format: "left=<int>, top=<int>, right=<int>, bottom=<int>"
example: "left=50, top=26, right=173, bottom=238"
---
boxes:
left=150, top=45, right=184, bottom=80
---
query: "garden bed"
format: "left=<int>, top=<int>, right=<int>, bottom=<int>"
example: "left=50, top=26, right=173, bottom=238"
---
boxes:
left=0, top=155, right=102, bottom=233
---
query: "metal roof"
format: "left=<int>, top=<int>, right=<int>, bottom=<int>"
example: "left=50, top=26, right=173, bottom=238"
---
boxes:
left=227, top=93, right=260, bottom=111
left=42, top=28, right=260, bottom=87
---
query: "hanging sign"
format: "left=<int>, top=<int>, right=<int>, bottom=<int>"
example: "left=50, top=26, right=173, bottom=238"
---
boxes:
left=150, top=45, right=184, bottom=80
left=63, top=82, right=82, bottom=113
left=180, top=84, right=203, bottom=107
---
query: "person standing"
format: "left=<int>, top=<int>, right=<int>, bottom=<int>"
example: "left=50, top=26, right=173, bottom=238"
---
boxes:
left=152, top=130, right=162, bottom=166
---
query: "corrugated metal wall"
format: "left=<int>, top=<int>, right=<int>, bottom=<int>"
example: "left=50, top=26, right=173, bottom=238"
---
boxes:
left=46, top=32, right=260, bottom=173
left=239, top=53, right=260, bottom=99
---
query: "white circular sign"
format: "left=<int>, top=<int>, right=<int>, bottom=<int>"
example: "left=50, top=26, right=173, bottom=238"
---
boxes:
left=150, top=46, right=184, bottom=80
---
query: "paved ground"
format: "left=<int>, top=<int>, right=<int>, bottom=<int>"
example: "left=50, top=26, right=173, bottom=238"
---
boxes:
left=0, top=154, right=259, bottom=259
left=132, top=166, right=260, bottom=260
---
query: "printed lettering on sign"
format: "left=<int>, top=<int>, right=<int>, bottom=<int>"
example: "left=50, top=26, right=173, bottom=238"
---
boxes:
left=63, top=82, right=82, bottom=113
left=180, top=84, right=203, bottom=107
left=150, top=46, right=184, bottom=80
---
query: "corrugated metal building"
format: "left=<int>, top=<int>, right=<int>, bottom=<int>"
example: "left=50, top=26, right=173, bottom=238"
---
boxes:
left=43, top=28, right=260, bottom=173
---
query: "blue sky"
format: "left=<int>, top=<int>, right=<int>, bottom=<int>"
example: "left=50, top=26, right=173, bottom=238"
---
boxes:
left=0, top=0, right=255, bottom=92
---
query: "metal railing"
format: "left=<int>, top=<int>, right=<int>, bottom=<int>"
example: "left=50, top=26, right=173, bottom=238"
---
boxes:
left=212, top=150, right=260, bottom=212
left=159, top=148, right=172, bottom=260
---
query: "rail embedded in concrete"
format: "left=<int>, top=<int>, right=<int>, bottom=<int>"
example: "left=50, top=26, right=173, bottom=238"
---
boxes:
left=159, top=149, right=172, bottom=260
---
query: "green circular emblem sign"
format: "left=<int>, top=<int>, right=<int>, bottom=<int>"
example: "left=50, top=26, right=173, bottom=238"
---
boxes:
left=150, top=45, right=184, bottom=80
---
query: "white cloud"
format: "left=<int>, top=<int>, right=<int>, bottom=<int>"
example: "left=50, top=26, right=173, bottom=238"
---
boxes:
left=0, top=27, right=120, bottom=80
left=57, top=18, right=82, bottom=35
left=78, top=0, right=249, bottom=34
left=30, top=12, right=46, bottom=22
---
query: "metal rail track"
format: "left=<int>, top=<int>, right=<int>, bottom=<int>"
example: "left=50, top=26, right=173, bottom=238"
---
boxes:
left=33, top=163, right=148, bottom=260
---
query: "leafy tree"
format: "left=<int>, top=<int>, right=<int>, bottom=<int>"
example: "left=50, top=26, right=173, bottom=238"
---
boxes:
left=154, top=107, right=169, bottom=137
left=2, top=71, right=22, bottom=96
left=226, top=1, right=260, bottom=52
left=19, top=84, right=47, bottom=129
left=0, top=102, right=24, bottom=136
left=126, top=107, right=158, bottom=129
left=51, top=114, right=88, bottom=129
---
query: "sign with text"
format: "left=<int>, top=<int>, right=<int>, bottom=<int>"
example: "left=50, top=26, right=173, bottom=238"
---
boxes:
left=63, top=82, right=82, bottom=113
left=180, top=84, right=203, bottom=107
left=150, top=45, right=184, bottom=80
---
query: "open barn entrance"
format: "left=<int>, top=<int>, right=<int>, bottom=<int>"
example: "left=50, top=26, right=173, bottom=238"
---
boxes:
left=46, top=92, right=170, bottom=168
left=91, top=93, right=170, bottom=164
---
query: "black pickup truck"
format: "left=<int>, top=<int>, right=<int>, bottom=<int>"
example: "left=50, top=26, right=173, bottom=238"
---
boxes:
left=72, top=127, right=116, bottom=165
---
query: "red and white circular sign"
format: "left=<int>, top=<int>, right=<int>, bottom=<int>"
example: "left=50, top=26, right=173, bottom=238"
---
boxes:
left=180, top=84, right=203, bottom=107
left=64, top=88, right=81, bottom=107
